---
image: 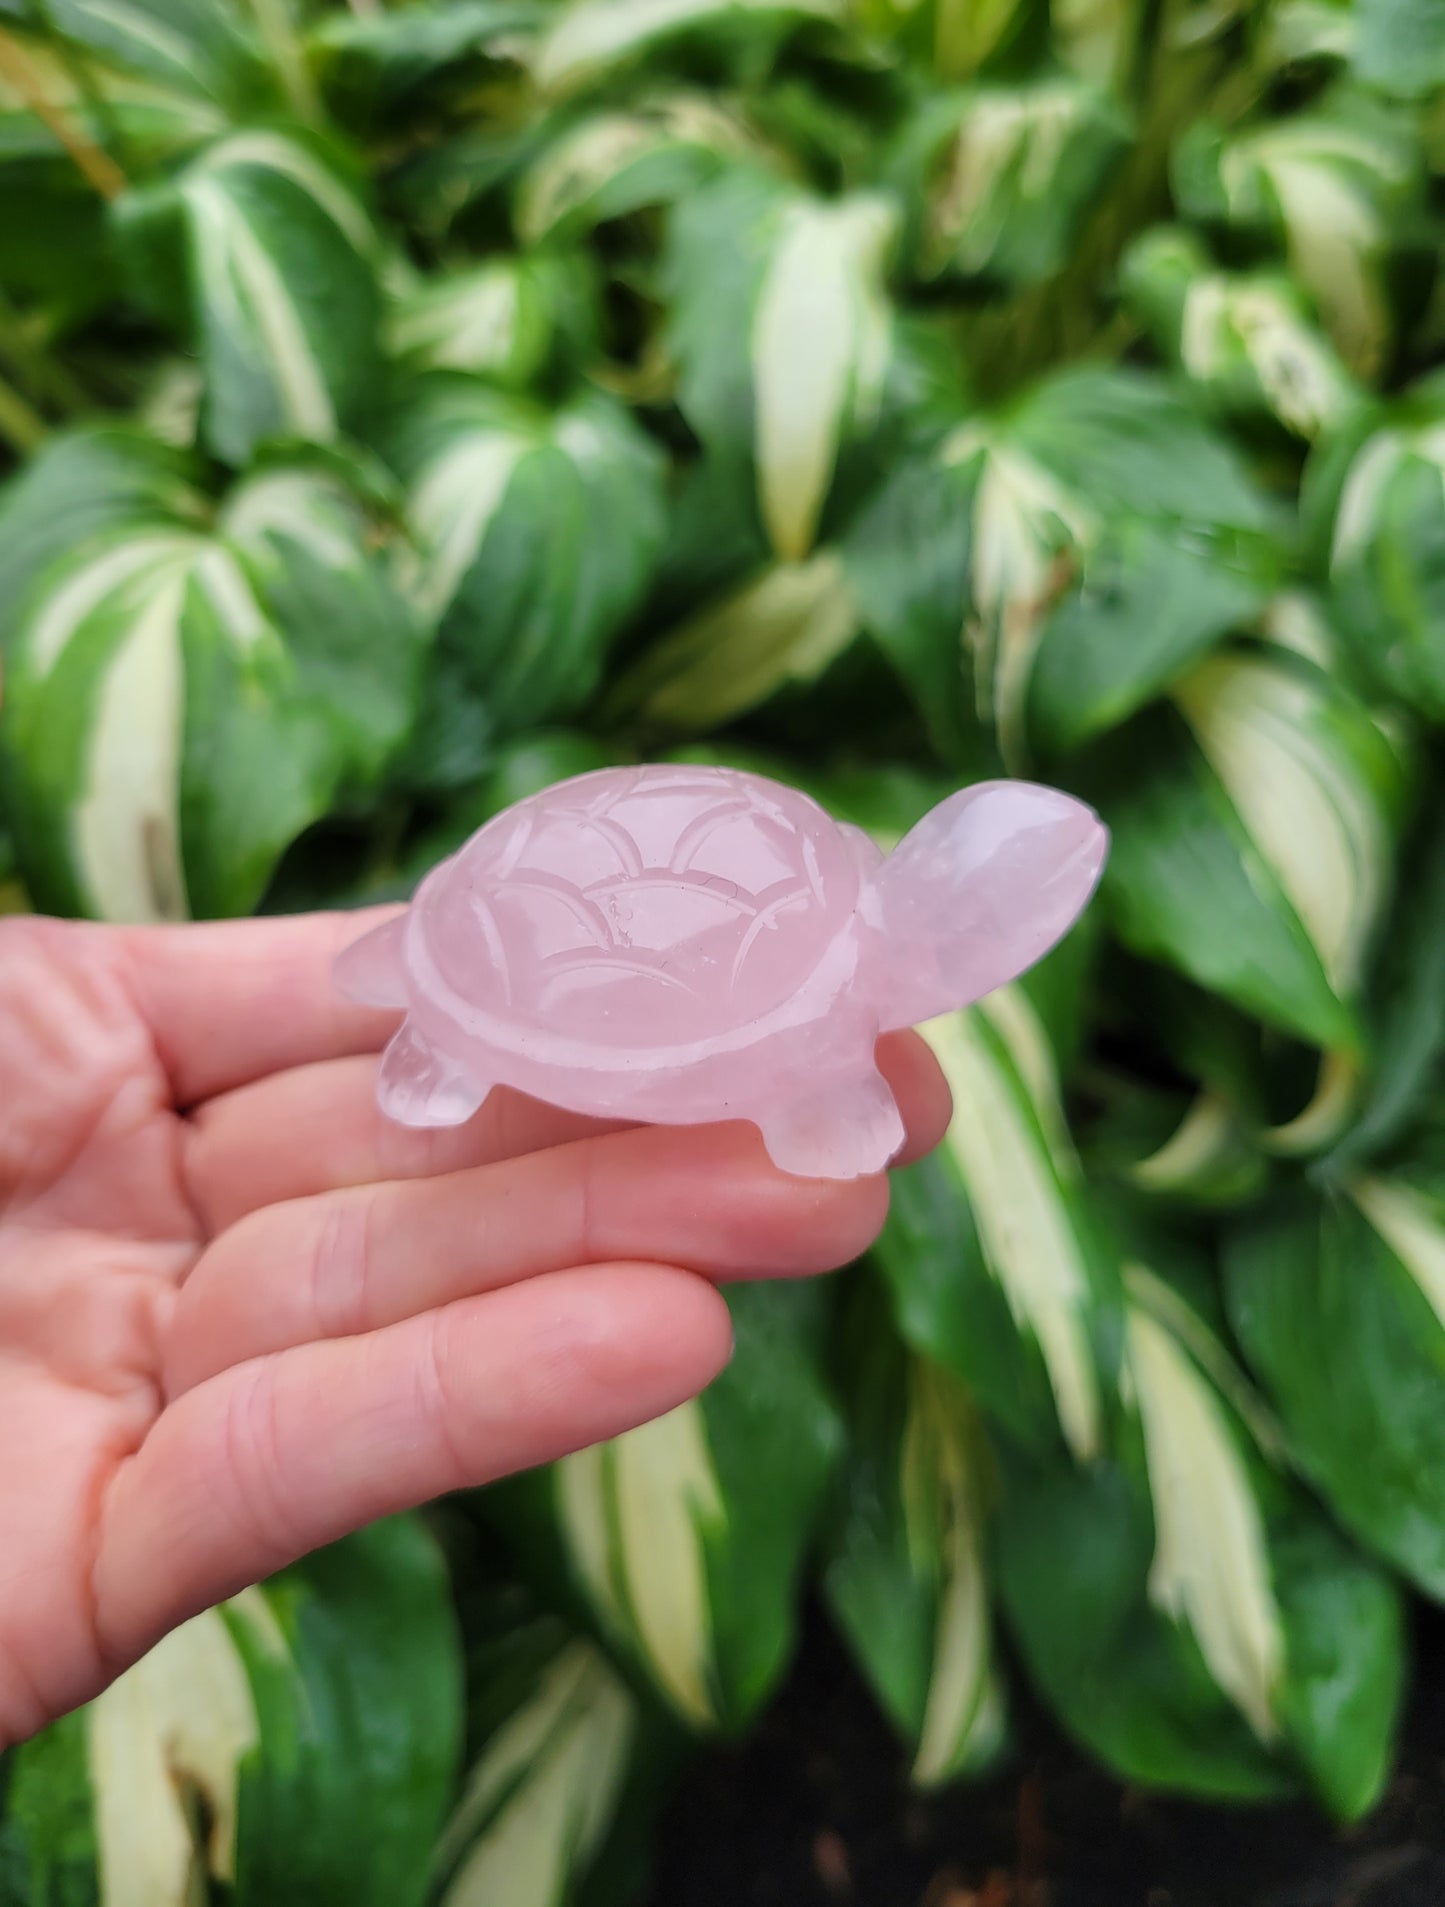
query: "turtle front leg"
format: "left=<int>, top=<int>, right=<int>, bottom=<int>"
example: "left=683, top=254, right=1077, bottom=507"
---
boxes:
left=756, top=1067, right=905, bottom=1181
left=378, top=1021, right=490, bottom=1128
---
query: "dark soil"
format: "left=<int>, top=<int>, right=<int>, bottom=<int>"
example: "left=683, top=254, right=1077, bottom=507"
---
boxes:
left=642, top=1603, right=1445, bottom=1907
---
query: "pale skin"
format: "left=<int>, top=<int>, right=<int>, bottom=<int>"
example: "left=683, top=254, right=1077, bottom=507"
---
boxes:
left=0, top=907, right=951, bottom=1751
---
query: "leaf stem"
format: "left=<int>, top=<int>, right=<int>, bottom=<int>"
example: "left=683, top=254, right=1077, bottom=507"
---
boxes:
left=0, top=25, right=126, bottom=199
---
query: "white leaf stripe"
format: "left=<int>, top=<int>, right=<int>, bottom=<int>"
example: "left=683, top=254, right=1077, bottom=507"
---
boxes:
left=194, top=546, right=270, bottom=648
left=901, top=1366, right=1005, bottom=1784
left=409, top=429, right=533, bottom=617
left=557, top=1399, right=725, bottom=1727
left=941, top=425, right=1096, bottom=769
left=1130, top=1092, right=1239, bottom=1193
left=438, top=1644, right=636, bottom=1907
left=1351, top=1177, right=1445, bottom=1336
left=535, top=0, right=841, bottom=90
left=1331, top=420, right=1445, bottom=569
left=927, top=82, right=1090, bottom=271
left=85, top=1591, right=288, bottom=1907
left=23, top=534, right=198, bottom=678
left=1124, top=1284, right=1284, bottom=1744
left=186, top=174, right=338, bottom=444
left=1173, top=652, right=1389, bottom=996
left=751, top=193, right=896, bottom=561
left=193, top=132, right=376, bottom=255
left=61, top=0, right=199, bottom=82
left=923, top=1004, right=1102, bottom=1462
left=389, top=266, right=520, bottom=373
left=516, top=97, right=750, bottom=239
left=220, top=471, right=362, bottom=570
left=626, top=552, right=861, bottom=728
left=72, top=570, right=190, bottom=924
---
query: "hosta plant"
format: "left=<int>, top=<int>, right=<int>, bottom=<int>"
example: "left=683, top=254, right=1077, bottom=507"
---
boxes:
left=0, top=0, right=1443, bottom=1896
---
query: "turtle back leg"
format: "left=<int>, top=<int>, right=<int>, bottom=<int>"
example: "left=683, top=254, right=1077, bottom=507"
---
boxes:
left=378, top=1021, right=490, bottom=1128
left=864, top=781, right=1106, bottom=1032
left=756, top=1065, right=905, bottom=1180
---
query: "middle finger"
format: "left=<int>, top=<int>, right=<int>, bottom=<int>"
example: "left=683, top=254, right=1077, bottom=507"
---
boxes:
left=164, top=1120, right=890, bottom=1397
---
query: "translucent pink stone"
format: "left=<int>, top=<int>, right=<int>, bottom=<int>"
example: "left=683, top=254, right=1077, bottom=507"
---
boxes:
left=335, top=765, right=1108, bottom=1179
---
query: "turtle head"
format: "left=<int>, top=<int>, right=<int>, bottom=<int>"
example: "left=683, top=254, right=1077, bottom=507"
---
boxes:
left=863, top=780, right=1106, bottom=1032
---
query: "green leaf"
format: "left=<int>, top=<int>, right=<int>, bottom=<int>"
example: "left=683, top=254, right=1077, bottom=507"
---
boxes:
left=309, top=1, right=542, bottom=129
left=1172, top=92, right=1427, bottom=380
left=997, top=1262, right=1404, bottom=1817
left=0, top=35, right=222, bottom=303
left=609, top=548, right=864, bottom=735
left=823, top=1288, right=1008, bottom=1787
left=1326, top=787, right=1445, bottom=1173
left=432, top=1618, right=653, bottom=1907
left=495, top=1282, right=843, bottom=1733
left=1088, top=1081, right=1269, bottom=1209
left=877, top=991, right=1123, bottom=1462
left=1027, top=519, right=1279, bottom=754
left=851, top=0, right=1036, bottom=79
left=114, top=131, right=383, bottom=466
left=42, top=0, right=275, bottom=113
left=386, top=252, right=598, bottom=387
left=1307, top=374, right=1445, bottom=722
left=515, top=91, right=757, bottom=243
left=0, top=430, right=424, bottom=919
left=890, top=76, right=1130, bottom=288
left=1225, top=1174, right=1445, bottom=1604
left=665, top=165, right=900, bottom=561
left=844, top=367, right=1280, bottom=767
left=388, top=376, right=665, bottom=778
left=1121, top=225, right=1361, bottom=442
left=4, top=1518, right=462, bottom=1907
left=530, top=0, right=844, bottom=96
left=1090, top=647, right=1410, bottom=1053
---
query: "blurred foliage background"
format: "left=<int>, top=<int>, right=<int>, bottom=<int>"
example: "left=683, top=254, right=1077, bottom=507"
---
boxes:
left=0, top=0, right=1444, bottom=1898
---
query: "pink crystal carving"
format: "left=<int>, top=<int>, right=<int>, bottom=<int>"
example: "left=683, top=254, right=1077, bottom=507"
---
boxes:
left=335, top=765, right=1108, bottom=1180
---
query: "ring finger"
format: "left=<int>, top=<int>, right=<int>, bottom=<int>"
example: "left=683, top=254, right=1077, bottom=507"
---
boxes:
left=164, top=1120, right=891, bottom=1397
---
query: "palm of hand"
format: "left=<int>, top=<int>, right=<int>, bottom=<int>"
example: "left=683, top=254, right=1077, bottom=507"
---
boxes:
left=0, top=910, right=948, bottom=1749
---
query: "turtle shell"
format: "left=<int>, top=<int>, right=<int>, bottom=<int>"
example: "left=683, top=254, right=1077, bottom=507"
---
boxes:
left=412, top=766, right=864, bottom=1049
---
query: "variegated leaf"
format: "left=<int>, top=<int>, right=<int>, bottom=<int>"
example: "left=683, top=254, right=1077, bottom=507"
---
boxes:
left=386, top=252, right=596, bottom=386
left=2, top=1521, right=460, bottom=1907
left=610, top=550, right=863, bottom=732
left=877, top=981, right=1121, bottom=1463
left=516, top=91, right=755, bottom=241
left=1307, top=374, right=1445, bottom=721
left=114, top=131, right=382, bottom=465
left=666, top=166, right=899, bottom=561
left=1173, top=96, right=1426, bottom=379
left=849, top=0, right=1034, bottom=77
left=1228, top=1170, right=1445, bottom=1604
left=824, top=1291, right=1007, bottom=1789
left=844, top=366, right=1278, bottom=766
left=894, top=76, right=1130, bottom=287
left=1122, top=226, right=1359, bottom=440
left=532, top=0, right=842, bottom=94
left=386, top=376, right=664, bottom=782
left=492, top=1283, right=841, bottom=1733
left=0, top=431, right=422, bottom=919
left=435, top=1640, right=641, bottom=1907
left=997, top=1258, right=1404, bottom=1818
left=1095, top=644, right=1410, bottom=1053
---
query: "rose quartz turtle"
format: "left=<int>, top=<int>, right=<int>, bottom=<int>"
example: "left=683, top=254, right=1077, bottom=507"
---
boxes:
left=335, top=764, right=1107, bottom=1180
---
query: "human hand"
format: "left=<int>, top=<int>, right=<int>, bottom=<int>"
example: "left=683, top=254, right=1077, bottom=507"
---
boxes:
left=0, top=909, right=949, bottom=1748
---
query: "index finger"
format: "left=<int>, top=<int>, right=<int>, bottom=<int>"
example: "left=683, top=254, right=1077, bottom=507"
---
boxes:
left=118, top=908, right=401, bottom=1107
